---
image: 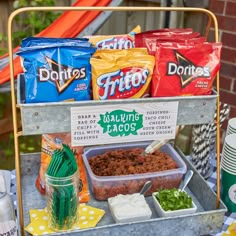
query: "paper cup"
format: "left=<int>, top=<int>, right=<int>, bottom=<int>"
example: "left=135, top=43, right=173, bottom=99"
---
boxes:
left=228, top=118, right=236, bottom=129
left=221, top=168, right=236, bottom=212
left=224, top=145, right=236, bottom=155
left=222, top=157, right=236, bottom=168
left=222, top=151, right=236, bottom=162
left=225, top=134, right=236, bottom=150
left=222, top=161, right=236, bottom=173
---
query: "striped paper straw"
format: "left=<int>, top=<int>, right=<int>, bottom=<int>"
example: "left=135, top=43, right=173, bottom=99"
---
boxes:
left=191, top=103, right=229, bottom=178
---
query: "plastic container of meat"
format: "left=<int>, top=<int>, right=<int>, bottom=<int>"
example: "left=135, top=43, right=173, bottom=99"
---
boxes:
left=82, top=141, right=187, bottom=200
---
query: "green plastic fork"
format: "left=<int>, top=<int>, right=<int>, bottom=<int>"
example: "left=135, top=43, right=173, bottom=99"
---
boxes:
left=46, top=144, right=79, bottom=231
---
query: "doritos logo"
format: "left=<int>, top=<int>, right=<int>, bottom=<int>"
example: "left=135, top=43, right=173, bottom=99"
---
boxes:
left=167, top=51, right=210, bottom=88
left=38, top=56, right=86, bottom=93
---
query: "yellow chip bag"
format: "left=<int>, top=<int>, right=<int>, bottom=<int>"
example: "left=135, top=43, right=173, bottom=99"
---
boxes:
left=93, top=48, right=149, bottom=60
left=86, top=25, right=141, bottom=49
left=91, top=53, right=155, bottom=100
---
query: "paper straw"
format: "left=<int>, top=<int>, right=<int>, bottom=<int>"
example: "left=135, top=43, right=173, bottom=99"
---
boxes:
left=191, top=103, right=229, bottom=177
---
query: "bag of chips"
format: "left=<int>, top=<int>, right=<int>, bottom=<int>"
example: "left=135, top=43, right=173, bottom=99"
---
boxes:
left=35, top=133, right=90, bottom=203
left=93, top=48, right=149, bottom=60
left=152, top=42, right=222, bottom=97
left=86, top=25, right=141, bottom=49
left=20, top=37, right=91, bottom=48
left=135, top=28, right=194, bottom=49
left=135, top=29, right=202, bottom=55
left=17, top=45, right=96, bottom=103
left=91, top=49, right=155, bottom=100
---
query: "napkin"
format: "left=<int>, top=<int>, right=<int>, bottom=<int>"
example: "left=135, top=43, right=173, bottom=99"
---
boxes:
left=25, top=204, right=105, bottom=235
left=222, top=222, right=236, bottom=236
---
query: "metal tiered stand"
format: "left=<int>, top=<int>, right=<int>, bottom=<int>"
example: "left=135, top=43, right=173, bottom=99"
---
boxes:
left=8, top=6, right=226, bottom=236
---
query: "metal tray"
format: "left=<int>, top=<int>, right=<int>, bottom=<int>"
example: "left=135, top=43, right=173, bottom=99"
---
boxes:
left=17, top=74, right=218, bottom=135
left=20, top=150, right=226, bottom=236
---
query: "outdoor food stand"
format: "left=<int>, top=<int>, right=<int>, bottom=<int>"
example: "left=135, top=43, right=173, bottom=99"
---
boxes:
left=8, top=6, right=227, bottom=236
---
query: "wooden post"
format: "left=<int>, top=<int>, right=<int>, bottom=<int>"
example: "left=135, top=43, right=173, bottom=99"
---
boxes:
left=0, top=0, right=14, bottom=49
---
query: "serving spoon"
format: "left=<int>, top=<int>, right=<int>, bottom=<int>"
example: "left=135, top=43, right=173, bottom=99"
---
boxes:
left=139, top=181, right=152, bottom=195
left=179, top=170, right=194, bottom=192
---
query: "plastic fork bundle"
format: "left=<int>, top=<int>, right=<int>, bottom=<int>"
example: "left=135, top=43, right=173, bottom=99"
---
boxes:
left=45, top=144, right=79, bottom=231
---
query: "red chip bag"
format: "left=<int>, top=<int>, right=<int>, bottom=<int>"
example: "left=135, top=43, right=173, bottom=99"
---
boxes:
left=136, top=31, right=201, bottom=55
left=135, top=28, right=194, bottom=49
left=152, top=42, right=222, bottom=97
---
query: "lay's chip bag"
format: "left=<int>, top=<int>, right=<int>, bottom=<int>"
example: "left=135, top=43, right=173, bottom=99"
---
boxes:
left=86, top=25, right=141, bottom=49
left=17, top=45, right=96, bottom=103
left=91, top=49, right=155, bottom=100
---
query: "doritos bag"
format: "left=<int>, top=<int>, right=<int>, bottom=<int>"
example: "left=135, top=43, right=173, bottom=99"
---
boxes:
left=20, top=37, right=91, bottom=48
left=135, top=28, right=194, bottom=49
left=91, top=49, right=155, bottom=100
left=152, top=42, right=222, bottom=97
left=86, top=25, right=141, bottom=49
left=135, top=30, right=201, bottom=55
left=17, top=45, right=96, bottom=103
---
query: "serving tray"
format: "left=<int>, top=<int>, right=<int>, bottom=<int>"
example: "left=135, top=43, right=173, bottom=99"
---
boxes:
left=20, top=148, right=226, bottom=236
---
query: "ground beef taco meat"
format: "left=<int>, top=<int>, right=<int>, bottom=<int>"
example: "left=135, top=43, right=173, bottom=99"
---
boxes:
left=88, top=148, right=178, bottom=176
left=87, top=147, right=183, bottom=200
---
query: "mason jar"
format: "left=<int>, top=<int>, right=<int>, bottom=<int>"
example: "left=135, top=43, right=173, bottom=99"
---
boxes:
left=45, top=171, right=79, bottom=231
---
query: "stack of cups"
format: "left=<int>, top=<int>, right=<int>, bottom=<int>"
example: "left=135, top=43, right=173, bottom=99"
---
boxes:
left=221, top=133, right=236, bottom=212
left=226, top=118, right=236, bottom=135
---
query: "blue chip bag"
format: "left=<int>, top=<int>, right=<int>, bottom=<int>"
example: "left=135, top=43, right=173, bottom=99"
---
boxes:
left=17, top=45, right=96, bottom=103
left=21, top=37, right=91, bottom=48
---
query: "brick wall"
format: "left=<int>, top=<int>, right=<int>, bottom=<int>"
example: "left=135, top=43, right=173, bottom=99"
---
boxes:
left=208, top=0, right=236, bottom=136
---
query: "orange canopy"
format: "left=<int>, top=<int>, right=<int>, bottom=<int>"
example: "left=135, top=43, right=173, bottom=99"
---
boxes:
left=0, top=0, right=111, bottom=85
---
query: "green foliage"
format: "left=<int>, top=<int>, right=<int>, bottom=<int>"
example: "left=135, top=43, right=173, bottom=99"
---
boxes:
left=0, top=0, right=59, bottom=169
left=12, top=0, right=60, bottom=47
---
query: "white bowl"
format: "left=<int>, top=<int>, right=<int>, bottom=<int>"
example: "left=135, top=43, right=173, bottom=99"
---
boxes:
left=152, top=191, right=197, bottom=217
left=108, top=193, right=152, bottom=223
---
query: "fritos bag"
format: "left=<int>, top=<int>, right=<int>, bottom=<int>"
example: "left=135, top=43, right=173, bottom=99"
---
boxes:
left=93, top=48, right=149, bottom=60
left=152, top=42, right=222, bottom=97
left=86, top=25, right=141, bottom=49
left=91, top=49, right=155, bottom=100
left=35, top=133, right=90, bottom=203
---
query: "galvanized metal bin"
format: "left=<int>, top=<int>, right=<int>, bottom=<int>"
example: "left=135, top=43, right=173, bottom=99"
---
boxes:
left=17, top=74, right=218, bottom=136
left=21, top=150, right=227, bottom=236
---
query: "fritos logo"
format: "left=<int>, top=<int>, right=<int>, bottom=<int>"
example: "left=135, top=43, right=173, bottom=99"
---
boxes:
left=96, top=67, right=149, bottom=99
left=38, top=57, right=86, bottom=93
left=96, top=36, right=134, bottom=49
left=167, top=50, right=210, bottom=88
